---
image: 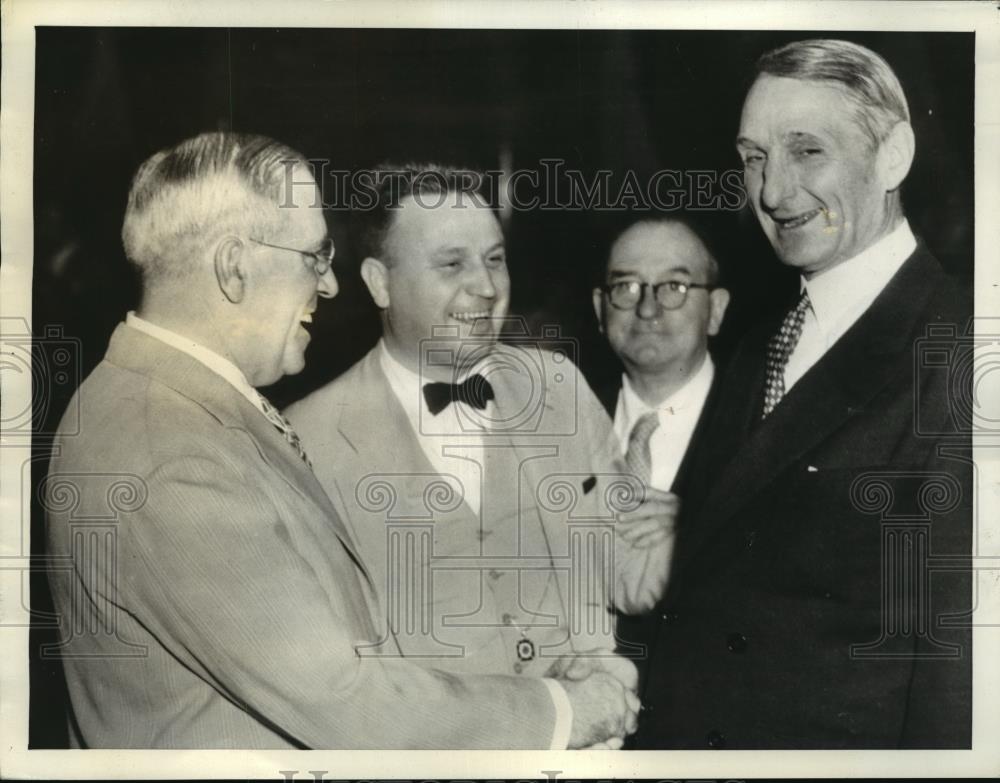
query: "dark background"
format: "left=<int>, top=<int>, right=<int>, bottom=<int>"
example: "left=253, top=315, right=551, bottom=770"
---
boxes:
left=30, top=27, right=973, bottom=747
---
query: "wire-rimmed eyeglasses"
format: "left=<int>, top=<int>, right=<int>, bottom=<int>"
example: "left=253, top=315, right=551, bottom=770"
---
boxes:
left=600, top=279, right=716, bottom=311
left=249, top=237, right=336, bottom=276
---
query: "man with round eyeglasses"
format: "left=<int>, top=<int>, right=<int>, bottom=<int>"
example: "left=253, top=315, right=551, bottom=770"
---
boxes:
left=592, top=216, right=730, bottom=711
left=593, top=217, right=730, bottom=498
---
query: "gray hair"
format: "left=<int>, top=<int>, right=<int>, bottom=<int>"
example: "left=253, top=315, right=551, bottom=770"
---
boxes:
left=755, top=39, right=910, bottom=148
left=121, top=132, right=310, bottom=282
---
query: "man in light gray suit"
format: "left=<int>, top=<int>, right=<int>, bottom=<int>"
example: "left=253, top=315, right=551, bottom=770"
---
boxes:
left=286, top=165, right=675, bottom=717
left=45, top=134, right=637, bottom=749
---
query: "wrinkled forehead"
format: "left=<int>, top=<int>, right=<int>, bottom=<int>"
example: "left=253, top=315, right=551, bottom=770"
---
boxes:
left=739, top=74, right=865, bottom=139
left=607, top=222, right=711, bottom=279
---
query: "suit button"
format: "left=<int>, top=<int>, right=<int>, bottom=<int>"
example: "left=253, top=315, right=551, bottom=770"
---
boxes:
left=660, top=611, right=679, bottom=624
left=726, top=633, right=748, bottom=653
left=706, top=729, right=726, bottom=749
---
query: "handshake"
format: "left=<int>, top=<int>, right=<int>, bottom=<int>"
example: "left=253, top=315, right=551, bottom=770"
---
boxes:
left=547, top=651, right=640, bottom=749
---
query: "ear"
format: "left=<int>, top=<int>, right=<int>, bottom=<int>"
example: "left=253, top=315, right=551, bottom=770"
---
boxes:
left=360, top=256, right=391, bottom=309
left=706, top=287, right=731, bottom=337
left=214, top=236, right=247, bottom=304
left=876, top=121, right=915, bottom=193
left=592, top=288, right=605, bottom=334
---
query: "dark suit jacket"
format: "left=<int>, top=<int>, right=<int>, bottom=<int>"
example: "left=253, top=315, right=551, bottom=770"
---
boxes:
left=634, top=245, right=973, bottom=749
left=598, top=365, right=724, bottom=702
left=46, top=324, right=557, bottom=748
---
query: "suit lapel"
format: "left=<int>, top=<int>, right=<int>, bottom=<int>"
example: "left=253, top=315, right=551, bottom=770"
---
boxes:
left=489, top=350, right=569, bottom=611
left=105, top=324, right=371, bottom=579
left=335, top=351, right=433, bottom=476
left=676, top=246, right=944, bottom=571
left=334, top=349, right=482, bottom=525
left=670, top=368, right=723, bottom=498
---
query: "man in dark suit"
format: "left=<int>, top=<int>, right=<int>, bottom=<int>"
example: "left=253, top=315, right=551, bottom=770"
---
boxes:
left=45, top=133, right=637, bottom=749
left=592, top=217, right=730, bottom=502
left=591, top=217, right=730, bottom=690
left=634, top=39, right=972, bottom=749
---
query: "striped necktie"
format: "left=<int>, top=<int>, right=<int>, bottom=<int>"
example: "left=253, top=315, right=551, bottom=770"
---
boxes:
left=762, top=289, right=811, bottom=418
left=625, top=411, right=660, bottom=487
left=256, top=392, right=312, bottom=468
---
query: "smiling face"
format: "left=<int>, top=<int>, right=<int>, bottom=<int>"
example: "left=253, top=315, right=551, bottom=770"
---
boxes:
left=363, top=191, right=510, bottom=377
left=240, top=168, right=337, bottom=386
left=593, top=221, right=729, bottom=387
left=737, top=75, right=903, bottom=277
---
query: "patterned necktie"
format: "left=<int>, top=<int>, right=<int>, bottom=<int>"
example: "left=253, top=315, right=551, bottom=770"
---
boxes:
left=762, top=289, right=812, bottom=418
left=256, top=392, right=312, bottom=468
left=625, top=411, right=660, bottom=486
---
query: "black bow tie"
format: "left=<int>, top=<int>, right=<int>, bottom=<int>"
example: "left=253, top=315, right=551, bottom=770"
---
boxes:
left=422, top=374, right=495, bottom=415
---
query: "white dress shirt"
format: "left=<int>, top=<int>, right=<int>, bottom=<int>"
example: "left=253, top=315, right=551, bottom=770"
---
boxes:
left=378, top=340, right=573, bottom=749
left=785, top=220, right=917, bottom=392
left=125, top=312, right=270, bottom=417
left=378, top=340, right=493, bottom=516
left=612, top=355, right=715, bottom=492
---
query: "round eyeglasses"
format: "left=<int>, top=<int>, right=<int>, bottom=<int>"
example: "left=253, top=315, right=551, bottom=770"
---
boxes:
left=249, top=236, right=336, bottom=276
left=600, top=280, right=716, bottom=311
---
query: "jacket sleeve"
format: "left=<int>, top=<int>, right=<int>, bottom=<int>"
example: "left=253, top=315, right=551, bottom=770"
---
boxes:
left=120, top=434, right=557, bottom=749
left=574, top=370, right=673, bottom=615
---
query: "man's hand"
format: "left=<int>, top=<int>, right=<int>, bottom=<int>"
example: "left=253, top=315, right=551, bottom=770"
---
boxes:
left=560, top=667, right=639, bottom=748
left=613, top=487, right=679, bottom=612
left=616, top=487, right=679, bottom=547
left=551, top=652, right=640, bottom=747
left=547, top=650, right=638, bottom=694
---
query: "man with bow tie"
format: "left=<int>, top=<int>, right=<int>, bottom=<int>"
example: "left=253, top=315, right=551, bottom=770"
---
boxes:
left=286, top=164, right=675, bottom=742
left=45, top=135, right=639, bottom=749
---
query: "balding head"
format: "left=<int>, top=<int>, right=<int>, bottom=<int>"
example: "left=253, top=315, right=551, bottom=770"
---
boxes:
left=594, top=218, right=729, bottom=402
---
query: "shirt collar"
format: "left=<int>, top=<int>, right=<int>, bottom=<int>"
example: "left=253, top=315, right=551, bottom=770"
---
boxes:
left=801, top=219, right=916, bottom=339
left=378, top=338, right=496, bottom=424
left=125, top=311, right=261, bottom=408
left=378, top=339, right=427, bottom=417
left=620, top=354, right=715, bottom=425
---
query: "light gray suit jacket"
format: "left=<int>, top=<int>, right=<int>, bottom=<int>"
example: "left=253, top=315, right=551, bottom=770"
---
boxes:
left=45, top=324, right=556, bottom=748
left=286, top=343, right=668, bottom=678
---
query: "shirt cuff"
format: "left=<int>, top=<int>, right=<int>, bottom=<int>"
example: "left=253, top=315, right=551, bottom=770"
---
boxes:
left=542, top=677, right=574, bottom=749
